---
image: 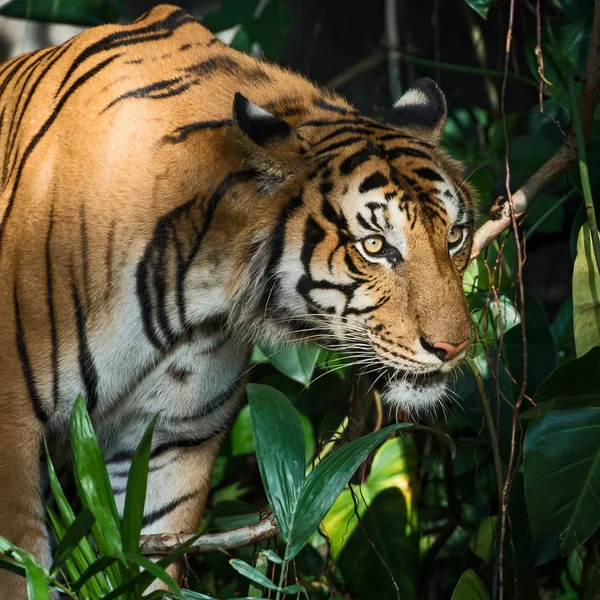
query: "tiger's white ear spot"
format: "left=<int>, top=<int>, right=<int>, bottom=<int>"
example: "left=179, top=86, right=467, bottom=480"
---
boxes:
left=233, top=92, right=293, bottom=147
left=393, top=88, right=429, bottom=109
left=387, top=78, right=447, bottom=142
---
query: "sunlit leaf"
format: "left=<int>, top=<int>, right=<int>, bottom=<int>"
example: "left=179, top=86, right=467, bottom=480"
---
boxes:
left=451, top=569, right=491, bottom=599
left=462, top=0, right=493, bottom=19
left=258, top=343, right=320, bottom=386
left=573, top=223, right=600, bottom=357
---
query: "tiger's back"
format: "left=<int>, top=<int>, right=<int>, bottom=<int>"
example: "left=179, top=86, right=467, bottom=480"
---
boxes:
left=0, top=5, right=475, bottom=597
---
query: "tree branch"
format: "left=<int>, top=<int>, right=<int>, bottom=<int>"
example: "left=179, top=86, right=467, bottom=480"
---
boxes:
left=139, top=517, right=279, bottom=555
left=470, top=0, right=600, bottom=262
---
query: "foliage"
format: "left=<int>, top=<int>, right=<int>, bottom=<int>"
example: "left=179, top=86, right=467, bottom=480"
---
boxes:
left=1, top=0, right=600, bottom=598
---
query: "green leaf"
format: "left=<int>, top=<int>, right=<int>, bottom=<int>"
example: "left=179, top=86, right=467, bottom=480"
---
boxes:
left=248, top=383, right=306, bottom=541
left=469, top=517, right=497, bottom=564
left=230, top=558, right=280, bottom=591
left=71, top=556, right=119, bottom=592
left=573, top=223, right=600, bottom=357
left=524, top=408, right=600, bottom=553
left=69, top=394, right=124, bottom=586
left=46, top=447, right=107, bottom=596
left=229, top=559, right=306, bottom=597
left=286, top=423, right=450, bottom=559
left=462, top=0, right=493, bottom=19
left=0, top=555, right=26, bottom=578
left=124, top=553, right=185, bottom=600
left=0, top=0, right=124, bottom=26
left=122, top=417, right=157, bottom=557
left=337, top=489, right=418, bottom=600
left=258, top=343, right=320, bottom=386
left=22, top=556, right=50, bottom=600
left=534, top=347, right=600, bottom=409
left=451, top=569, right=491, bottom=599
left=49, top=509, right=95, bottom=575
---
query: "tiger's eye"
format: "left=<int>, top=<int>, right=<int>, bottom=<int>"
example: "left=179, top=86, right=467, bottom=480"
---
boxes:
left=363, top=236, right=384, bottom=254
left=447, top=226, right=462, bottom=246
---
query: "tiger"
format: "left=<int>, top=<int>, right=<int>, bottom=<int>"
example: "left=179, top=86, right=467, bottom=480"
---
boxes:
left=0, top=4, right=474, bottom=596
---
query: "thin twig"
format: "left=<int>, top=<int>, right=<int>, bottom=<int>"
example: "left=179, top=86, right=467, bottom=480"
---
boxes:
left=470, top=362, right=503, bottom=508
left=471, top=0, right=600, bottom=261
left=139, top=517, right=279, bottom=555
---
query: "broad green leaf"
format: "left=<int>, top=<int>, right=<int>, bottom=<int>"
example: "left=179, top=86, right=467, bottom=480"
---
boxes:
left=451, top=569, right=490, bottom=599
left=122, top=417, right=157, bottom=558
left=248, top=383, right=306, bottom=541
left=337, top=489, right=418, bottom=600
left=573, top=223, right=600, bottom=356
left=469, top=517, right=497, bottom=564
left=533, top=347, right=600, bottom=409
left=49, top=509, right=95, bottom=575
left=524, top=408, right=600, bottom=553
left=124, top=553, right=185, bottom=600
left=234, top=404, right=315, bottom=464
left=286, top=423, right=451, bottom=559
left=258, top=343, right=320, bottom=386
left=462, top=0, right=493, bottom=19
left=0, top=0, right=124, bottom=25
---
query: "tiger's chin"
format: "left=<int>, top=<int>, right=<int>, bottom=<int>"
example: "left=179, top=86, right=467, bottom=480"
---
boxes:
left=378, top=369, right=449, bottom=418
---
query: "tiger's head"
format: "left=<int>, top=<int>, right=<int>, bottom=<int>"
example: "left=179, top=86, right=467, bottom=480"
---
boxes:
left=233, top=79, right=474, bottom=414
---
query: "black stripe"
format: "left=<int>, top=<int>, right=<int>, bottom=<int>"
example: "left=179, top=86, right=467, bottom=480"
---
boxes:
left=57, top=7, right=194, bottom=94
left=313, top=99, right=351, bottom=115
left=359, top=171, right=388, bottom=193
left=313, top=125, right=374, bottom=147
left=14, top=284, right=48, bottom=422
left=312, top=136, right=365, bottom=158
left=300, top=217, right=325, bottom=273
left=71, top=269, right=99, bottom=413
left=413, top=167, right=444, bottom=183
left=162, top=119, right=232, bottom=144
left=259, top=192, right=304, bottom=312
left=45, top=205, right=59, bottom=410
left=339, top=147, right=376, bottom=175
left=384, top=146, right=431, bottom=161
left=356, top=213, right=378, bottom=232
left=142, top=488, right=201, bottom=528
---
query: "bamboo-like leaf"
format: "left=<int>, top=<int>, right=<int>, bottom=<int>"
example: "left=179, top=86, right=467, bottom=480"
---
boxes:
left=121, top=415, right=157, bottom=589
left=71, top=557, right=120, bottom=592
left=49, top=509, right=95, bottom=575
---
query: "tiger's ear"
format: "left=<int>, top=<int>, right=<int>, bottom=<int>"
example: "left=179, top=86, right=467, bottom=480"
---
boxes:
left=386, top=78, right=446, bottom=143
left=233, top=92, right=306, bottom=179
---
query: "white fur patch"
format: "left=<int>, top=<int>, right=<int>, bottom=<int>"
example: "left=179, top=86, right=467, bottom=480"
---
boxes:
left=394, top=88, right=428, bottom=109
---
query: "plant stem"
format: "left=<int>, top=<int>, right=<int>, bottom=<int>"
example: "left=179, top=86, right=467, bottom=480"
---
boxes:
left=568, top=75, right=600, bottom=274
left=470, top=362, right=504, bottom=507
left=275, top=559, right=288, bottom=600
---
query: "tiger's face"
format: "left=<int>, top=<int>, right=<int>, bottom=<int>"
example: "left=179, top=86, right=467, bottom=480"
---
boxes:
left=234, top=80, right=474, bottom=414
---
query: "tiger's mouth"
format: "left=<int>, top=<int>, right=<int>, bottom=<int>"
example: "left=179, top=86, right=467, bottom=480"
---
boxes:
left=368, top=365, right=448, bottom=414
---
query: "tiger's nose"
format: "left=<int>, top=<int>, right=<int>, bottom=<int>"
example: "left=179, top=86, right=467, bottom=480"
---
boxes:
left=420, top=337, right=470, bottom=361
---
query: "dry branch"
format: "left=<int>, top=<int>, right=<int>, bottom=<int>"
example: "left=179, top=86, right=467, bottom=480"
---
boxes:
left=139, top=517, right=279, bottom=555
left=470, top=0, right=600, bottom=262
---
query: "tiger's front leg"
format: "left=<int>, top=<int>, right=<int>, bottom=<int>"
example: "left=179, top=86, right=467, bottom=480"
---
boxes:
left=107, top=434, right=225, bottom=590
